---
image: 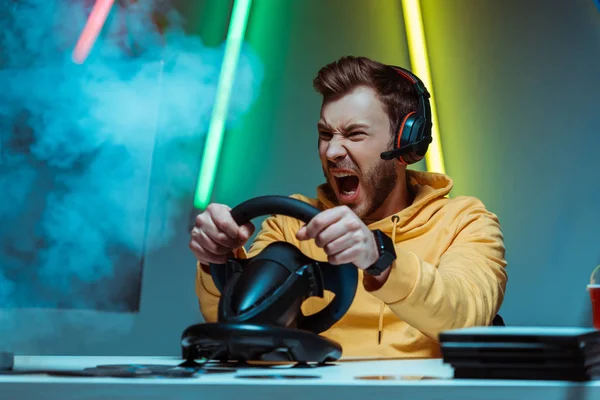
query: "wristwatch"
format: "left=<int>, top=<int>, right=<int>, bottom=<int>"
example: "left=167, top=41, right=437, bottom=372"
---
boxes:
left=364, top=229, right=397, bottom=276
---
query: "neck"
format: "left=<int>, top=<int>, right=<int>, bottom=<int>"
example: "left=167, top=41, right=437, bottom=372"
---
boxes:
left=362, top=170, right=412, bottom=224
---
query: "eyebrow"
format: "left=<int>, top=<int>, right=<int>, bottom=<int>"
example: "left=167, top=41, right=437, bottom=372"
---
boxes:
left=317, top=122, right=370, bottom=131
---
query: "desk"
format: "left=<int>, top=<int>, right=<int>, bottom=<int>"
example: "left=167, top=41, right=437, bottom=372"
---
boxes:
left=1, top=356, right=599, bottom=400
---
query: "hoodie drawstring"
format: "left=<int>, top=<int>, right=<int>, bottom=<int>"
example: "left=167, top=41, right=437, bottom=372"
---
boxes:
left=378, top=214, right=399, bottom=344
left=378, top=302, right=385, bottom=344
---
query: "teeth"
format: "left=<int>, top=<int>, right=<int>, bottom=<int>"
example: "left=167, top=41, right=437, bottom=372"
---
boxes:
left=332, top=172, right=356, bottom=177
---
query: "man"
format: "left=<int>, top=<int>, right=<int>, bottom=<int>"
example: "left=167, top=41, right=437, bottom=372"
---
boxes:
left=189, top=56, right=507, bottom=359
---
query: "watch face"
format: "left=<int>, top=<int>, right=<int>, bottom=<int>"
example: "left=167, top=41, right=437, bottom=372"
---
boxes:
left=381, top=253, right=396, bottom=267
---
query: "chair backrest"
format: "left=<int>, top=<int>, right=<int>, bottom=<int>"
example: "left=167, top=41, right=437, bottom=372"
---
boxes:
left=492, top=314, right=505, bottom=326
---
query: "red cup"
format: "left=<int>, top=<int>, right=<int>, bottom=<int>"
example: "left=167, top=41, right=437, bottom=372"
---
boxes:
left=588, top=284, right=600, bottom=329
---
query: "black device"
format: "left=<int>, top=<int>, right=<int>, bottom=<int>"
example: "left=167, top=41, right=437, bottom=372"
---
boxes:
left=380, top=66, right=433, bottom=165
left=440, top=326, right=600, bottom=381
left=364, top=229, right=396, bottom=276
left=0, top=352, right=13, bottom=372
left=181, top=196, right=359, bottom=364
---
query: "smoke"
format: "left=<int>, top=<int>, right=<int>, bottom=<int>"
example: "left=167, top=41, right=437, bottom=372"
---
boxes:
left=0, top=0, right=264, bottom=315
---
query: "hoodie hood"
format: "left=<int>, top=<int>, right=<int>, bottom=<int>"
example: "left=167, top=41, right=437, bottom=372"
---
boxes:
left=314, top=169, right=453, bottom=238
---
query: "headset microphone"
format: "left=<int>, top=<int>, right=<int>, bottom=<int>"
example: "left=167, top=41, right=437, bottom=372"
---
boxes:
left=380, top=66, right=433, bottom=165
left=380, top=137, right=432, bottom=161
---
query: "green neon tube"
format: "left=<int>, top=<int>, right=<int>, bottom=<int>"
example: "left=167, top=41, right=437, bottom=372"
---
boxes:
left=194, top=0, right=253, bottom=209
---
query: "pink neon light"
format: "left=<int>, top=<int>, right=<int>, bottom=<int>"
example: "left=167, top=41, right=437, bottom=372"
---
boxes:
left=72, top=0, right=115, bottom=64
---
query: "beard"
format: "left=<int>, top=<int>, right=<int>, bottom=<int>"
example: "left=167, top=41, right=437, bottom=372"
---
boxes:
left=323, top=157, right=398, bottom=220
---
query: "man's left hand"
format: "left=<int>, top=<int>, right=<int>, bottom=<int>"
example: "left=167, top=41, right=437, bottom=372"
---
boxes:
left=295, top=205, right=379, bottom=270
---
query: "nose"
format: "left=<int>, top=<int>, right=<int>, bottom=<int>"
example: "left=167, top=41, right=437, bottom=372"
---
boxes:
left=325, top=136, right=347, bottom=163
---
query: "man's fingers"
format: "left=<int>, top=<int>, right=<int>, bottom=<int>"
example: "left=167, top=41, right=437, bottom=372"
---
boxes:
left=296, top=225, right=308, bottom=240
left=321, top=232, right=354, bottom=255
left=194, top=221, right=240, bottom=249
left=189, top=239, right=229, bottom=264
left=208, top=204, right=240, bottom=240
left=210, top=205, right=255, bottom=243
left=297, top=207, right=348, bottom=240
left=196, top=229, right=234, bottom=256
left=314, top=222, right=350, bottom=248
left=208, top=227, right=242, bottom=249
left=190, top=203, right=247, bottom=265
left=239, top=222, right=255, bottom=242
left=328, top=247, right=358, bottom=266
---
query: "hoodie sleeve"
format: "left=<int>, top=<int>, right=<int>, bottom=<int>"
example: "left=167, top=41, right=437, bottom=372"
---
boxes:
left=195, top=215, right=287, bottom=322
left=365, top=202, right=507, bottom=340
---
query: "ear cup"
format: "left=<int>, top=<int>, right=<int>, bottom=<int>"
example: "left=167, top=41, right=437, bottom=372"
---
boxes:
left=388, top=65, right=433, bottom=165
left=394, top=111, right=425, bottom=164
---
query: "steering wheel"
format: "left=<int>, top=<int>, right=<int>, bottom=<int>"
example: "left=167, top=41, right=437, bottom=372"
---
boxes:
left=209, top=195, right=358, bottom=334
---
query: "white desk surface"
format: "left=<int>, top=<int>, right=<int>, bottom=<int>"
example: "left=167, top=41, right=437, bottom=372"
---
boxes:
left=1, top=355, right=599, bottom=400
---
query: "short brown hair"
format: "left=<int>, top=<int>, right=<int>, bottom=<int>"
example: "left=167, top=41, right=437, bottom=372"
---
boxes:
left=313, top=56, right=419, bottom=138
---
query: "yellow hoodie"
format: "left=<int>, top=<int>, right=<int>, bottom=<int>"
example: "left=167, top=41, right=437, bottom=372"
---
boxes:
left=195, top=170, right=507, bottom=359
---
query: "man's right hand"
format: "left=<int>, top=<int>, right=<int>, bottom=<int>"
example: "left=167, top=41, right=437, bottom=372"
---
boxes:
left=189, top=203, right=255, bottom=265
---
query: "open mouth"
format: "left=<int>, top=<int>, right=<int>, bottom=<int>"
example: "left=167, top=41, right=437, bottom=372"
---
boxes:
left=333, top=172, right=360, bottom=196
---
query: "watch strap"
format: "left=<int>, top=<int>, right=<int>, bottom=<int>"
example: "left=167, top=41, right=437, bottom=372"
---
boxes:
left=365, top=229, right=397, bottom=276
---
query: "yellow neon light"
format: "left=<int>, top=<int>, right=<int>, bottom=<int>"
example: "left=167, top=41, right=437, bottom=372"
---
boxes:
left=401, top=0, right=446, bottom=174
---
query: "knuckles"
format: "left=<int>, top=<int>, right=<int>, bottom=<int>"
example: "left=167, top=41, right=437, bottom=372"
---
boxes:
left=206, top=203, right=219, bottom=213
left=315, top=233, right=326, bottom=248
left=307, top=219, right=324, bottom=236
left=339, top=205, right=351, bottom=213
left=353, top=230, right=368, bottom=244
left=346, top=218, right=361, bottom=231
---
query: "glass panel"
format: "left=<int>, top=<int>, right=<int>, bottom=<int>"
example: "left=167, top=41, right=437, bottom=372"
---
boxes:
left=0, top=60, right=164, bottom=312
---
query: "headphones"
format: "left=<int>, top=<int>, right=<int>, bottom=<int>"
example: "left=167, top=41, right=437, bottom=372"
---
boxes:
left=379, top=66, right=433, bottom=165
